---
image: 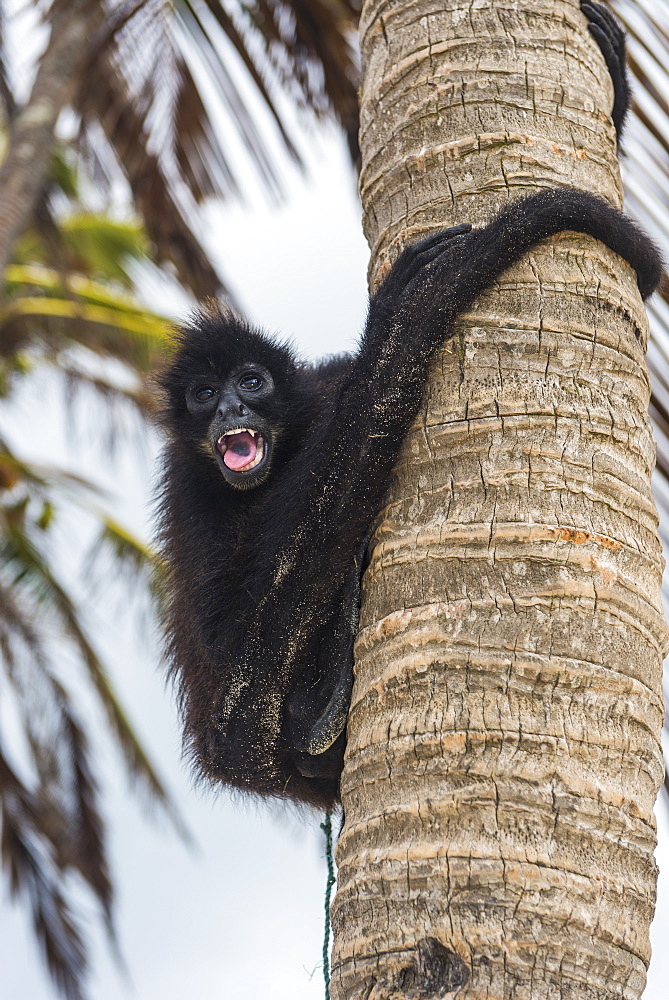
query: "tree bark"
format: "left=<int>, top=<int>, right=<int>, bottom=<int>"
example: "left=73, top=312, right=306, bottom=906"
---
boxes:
left=0, top=0, right=104, bottom=284
left=330, top=1, right=667, bottom=998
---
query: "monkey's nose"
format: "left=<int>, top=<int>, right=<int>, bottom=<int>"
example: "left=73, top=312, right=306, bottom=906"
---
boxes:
left=217, top=396, right=248, bottom=420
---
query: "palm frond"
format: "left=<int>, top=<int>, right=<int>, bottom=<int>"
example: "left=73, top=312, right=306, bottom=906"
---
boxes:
left=70, top=0, right=360, bottom=300
left=0, top=751, right=87, bottom=1000
left=87, top=515, right=165, bottom=605
left=1, top=294, right=168, bottom=338
left=176, top=1, right=286, bottom=197
left=269, top=0, right=361, bottom=160
left=1, top=294, right=168, bottom=353
left=3, top=660, right=114, bottom=927
left=77, top=51, right=230, bottom=301
left=179, top=3, right=302, bottom=171
left=57, top=362, right=156, bottom=415
left=53, top=693, right=114, bottom=923
left=0, top=576, right=43, bottom=671
left=3, top=521, right=171, bottom=806
left=1, top=255, right=172, bottom=376
left=0, top=438, right=103, bottom=496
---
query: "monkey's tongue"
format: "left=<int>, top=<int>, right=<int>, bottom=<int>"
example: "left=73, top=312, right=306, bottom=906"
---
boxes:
left=222, top=431, right=258, bottom=470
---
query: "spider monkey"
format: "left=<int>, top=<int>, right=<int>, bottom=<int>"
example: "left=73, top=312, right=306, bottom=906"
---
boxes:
left=156, top=3, right=661, bottom=808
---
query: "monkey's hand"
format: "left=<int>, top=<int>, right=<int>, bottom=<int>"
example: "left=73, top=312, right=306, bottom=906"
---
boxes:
left=368, top=222, right=473, bottom=329
left=580, top=0, right=629, bottom=141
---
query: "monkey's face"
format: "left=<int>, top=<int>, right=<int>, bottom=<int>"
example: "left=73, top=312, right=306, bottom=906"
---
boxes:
left=186, top=365, right=278, bottom=490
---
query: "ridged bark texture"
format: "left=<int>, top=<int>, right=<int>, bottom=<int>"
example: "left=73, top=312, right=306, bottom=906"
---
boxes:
left=331, top=2, right=667, bottom=999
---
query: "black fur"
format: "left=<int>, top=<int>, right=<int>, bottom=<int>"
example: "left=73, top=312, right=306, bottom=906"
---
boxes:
left=156, top=187, right=661, bottom=808
left=581, top=1, right=630, bottom=141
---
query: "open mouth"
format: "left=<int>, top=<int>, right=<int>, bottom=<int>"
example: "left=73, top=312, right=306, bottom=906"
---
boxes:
left=216, top=428, right=266, bottom=473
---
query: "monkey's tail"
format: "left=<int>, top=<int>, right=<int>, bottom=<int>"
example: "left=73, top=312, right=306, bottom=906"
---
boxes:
left=469, top=187, right=663, bottom=301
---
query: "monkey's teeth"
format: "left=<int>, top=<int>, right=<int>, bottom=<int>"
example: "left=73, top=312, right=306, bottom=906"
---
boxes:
left=216, top=429, right=259, bottom=453
left=220, top=427, right=257, bottom=439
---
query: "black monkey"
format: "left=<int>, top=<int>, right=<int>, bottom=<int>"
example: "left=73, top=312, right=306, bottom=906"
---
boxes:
left=157, top=188, right=661, bottom=808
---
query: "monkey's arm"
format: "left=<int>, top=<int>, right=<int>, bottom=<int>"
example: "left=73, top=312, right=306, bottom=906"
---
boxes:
left=260, top=189, right=660, bottom=673
left=330, top=187, right=661, bottom=485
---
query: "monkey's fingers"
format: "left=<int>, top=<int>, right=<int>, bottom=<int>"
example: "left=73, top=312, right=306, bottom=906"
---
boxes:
left=388, top=224, right=474, bottom=290
left=580, top=0, right=628, bottom=139
left=406, top=223, right=473, bottom=264
left=371, top=222, right=475, bottom=321
left=580, top=1, right=625, bottom=51
left=586, top=22, right=621, bottom=77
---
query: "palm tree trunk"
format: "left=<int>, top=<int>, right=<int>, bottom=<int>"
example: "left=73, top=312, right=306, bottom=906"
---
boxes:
left=0, top=0, right=104, bottom=283
left=330, top=1, right=667, bottom=998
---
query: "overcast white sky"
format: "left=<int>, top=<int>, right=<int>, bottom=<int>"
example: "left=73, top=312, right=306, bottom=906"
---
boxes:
left=0, top=6, right=668, bottom=997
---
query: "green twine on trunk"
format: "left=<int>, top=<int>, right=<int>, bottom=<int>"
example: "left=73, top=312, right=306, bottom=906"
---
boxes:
left=321, top=812, right=336, bottom=1000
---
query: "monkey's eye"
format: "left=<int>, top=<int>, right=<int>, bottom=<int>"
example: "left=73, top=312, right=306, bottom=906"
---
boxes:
left=194, top=386, right=216, bottom=403
left=239, top=374, right=263, bottom=391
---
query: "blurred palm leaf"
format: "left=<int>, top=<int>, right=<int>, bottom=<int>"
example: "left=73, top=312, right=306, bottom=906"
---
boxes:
left=0, top=0, right=360, bottom=301
left=3, top=259, right=170, bottom=372
left=0, top=432, right=184, bottom=1000
left=0, top=90, right=183, bottom=1000
left=15, top=215, right=151, bottom=288
left=76, top=0, right=361, bottom=297
left=1, top=205, right=172, bottom=403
